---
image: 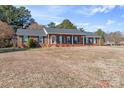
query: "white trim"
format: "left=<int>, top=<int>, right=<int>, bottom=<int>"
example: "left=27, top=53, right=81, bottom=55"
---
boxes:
left=72, top=35, right=73, bottom=44
left=48, top=34, right=49, bottom=44
left=59, top=36, right=62, bottom=44
left=50, top=36, right=52, bottom=44
left=43, top=27, right=48, bottom=35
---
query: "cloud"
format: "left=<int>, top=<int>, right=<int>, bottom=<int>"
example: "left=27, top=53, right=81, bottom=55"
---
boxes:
left=121, top=14, right=124, bottom=18
left=77, top=5, right=116, bottom=16
left=82, top=23, right=89, bottom=26
left=28, top=5, right=68, bottom=22
left=117, top=22, right=124, bottom=26
left=92, top=6, right=116, bottom=13
left=33, top=14, right=63, bottom=21
left=75, top=22, right=90, bottom=28
left=87, top=24, right=105, bottom=32
left=119, top=5, right=124, bottom=8
left=92, top=25, right=105, bottom=29
left=106, top=20, right=115, bottom=25
left=28, top=5, right=70, bottom=23
left=45, top=6, right=67, bottom=16
left=55, top=21, right=61, bottom=25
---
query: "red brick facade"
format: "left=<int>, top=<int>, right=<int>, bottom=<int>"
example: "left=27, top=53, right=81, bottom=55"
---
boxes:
left=17, top=34, right=101, bottom=48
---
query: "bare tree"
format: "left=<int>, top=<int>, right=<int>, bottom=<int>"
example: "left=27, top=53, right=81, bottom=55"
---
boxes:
left=0, top=21, right=14, bottom=48
left=106, top=31, right=123, bottom=45
left=27, top=22, right=43, bottom=30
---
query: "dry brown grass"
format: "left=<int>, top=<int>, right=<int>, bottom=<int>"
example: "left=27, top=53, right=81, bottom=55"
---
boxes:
left=0, top=46, right=124, bottom=88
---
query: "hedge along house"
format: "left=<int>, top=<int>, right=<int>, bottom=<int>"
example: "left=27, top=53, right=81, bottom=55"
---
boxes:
left=16, top=27, right=101, bottom=48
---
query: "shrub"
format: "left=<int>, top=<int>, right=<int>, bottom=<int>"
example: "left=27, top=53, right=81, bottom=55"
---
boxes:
left=28, top=38, right=37, bottom=48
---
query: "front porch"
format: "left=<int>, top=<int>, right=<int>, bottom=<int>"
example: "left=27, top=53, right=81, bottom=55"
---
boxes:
left=84, top=36, right=101, bottom=46
left=47, top=34, right=100, bottom=47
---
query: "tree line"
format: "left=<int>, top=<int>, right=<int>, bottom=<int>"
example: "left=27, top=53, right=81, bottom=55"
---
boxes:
left=95, top=29, right=123, bottom=45
left=0, top=5, right=34, bottom=48
left=0, top=5, right=123, bottom=48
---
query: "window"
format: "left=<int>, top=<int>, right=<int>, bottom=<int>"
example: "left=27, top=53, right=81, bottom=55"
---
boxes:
left=39, top=36, right=43, bottom=43
left=89, top=38, right=93, bottom=44
left=66, top=36, right=71, bottom=44
left=93, top=38, right=96, bottom=44
left=57, top=36, right=62, bottom=44
left=74, top=36, right=79, bottom=44
left=23, top=36, right=28, bottom=42
left=59, top=36, right=62, bottom=44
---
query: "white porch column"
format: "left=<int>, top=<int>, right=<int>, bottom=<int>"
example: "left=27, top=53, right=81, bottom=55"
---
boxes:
left=99, top=38, right=101, bottom=46
left=48, top=34, right=49, bottom=44
left=72, top=35, right=73, bottom=44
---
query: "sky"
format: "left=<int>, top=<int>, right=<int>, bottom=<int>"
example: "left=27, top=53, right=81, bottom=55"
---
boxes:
left=23, top=5, right=124, bottom=33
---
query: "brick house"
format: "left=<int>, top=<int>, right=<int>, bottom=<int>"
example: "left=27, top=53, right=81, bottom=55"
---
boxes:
left=16, top=27, right=101, bottom=48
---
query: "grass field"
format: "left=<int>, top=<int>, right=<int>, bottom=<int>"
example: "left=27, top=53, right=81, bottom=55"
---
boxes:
left=0, top=46, right=124, bottom=88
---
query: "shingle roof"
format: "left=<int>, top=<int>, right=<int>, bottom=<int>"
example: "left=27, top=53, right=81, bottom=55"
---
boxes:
left=45, top=27, right=86, bottom=35
left=16, top=28, right=101, bottom=38
left=16, top=29, right=47, bottom=36
left=83, top=31, right=101, bottom=37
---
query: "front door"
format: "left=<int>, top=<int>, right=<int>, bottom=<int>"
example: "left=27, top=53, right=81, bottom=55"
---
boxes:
left=51, top=35, right=56, bottom=44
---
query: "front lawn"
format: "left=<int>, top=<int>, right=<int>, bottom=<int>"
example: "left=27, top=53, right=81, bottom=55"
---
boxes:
left=0, top=46, right=124, bottom=87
